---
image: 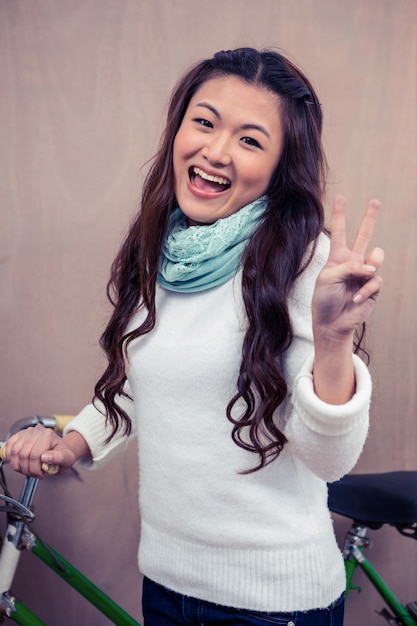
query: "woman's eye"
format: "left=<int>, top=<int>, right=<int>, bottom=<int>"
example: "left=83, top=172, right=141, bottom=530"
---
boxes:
left=241, top=136, right=261, bottom=148
left=194, top=118, right=213, bottom=128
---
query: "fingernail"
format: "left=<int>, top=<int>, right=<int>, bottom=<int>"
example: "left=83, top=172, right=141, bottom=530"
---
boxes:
left=363, top=264, right=376, bottom=272
left=41, top=453, right=53, bottom=463
left=353, top=294, right=363, bottom=303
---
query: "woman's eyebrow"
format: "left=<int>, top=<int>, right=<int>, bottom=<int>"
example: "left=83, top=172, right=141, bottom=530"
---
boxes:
left=240, top=123, right=271, bottom=140
left=193, top=102, right=271, bottom=139
left=194, top=102, right=221, bottom=118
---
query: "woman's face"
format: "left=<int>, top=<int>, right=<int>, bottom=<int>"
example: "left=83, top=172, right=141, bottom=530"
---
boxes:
left=173, top=76, right=284, bottom=226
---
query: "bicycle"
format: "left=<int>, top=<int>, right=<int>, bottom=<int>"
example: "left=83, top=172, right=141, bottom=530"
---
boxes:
left=1, top=417, right=416, bottom=625
left=328, top=471, right=417, bottom=625
left=0, top=415, right=142, bottom=626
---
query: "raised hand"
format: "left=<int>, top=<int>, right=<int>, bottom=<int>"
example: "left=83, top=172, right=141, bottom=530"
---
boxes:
left=312, top=195, right=384, bottom=341
left=311, top=195, right=384, bottom=404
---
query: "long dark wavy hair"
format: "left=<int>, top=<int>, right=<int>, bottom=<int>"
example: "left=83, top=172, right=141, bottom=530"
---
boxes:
left=94, top=47, right=339, bottom=472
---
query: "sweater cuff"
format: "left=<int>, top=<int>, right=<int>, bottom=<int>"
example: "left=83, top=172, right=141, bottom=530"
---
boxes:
left=64, top=403, right=130, bottom=469
left=292, top=353, right=372, bottom=436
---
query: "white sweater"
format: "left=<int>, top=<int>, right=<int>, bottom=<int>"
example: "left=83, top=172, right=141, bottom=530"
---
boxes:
left=66, top=233, right=371, bottom=612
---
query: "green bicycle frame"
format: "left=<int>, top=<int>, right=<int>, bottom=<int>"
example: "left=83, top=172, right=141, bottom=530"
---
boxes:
left=7, top=538, right=141, bottom=626
left=5, top=532, right=416, bottom=626
left=345, top=547, right=416, bottom=626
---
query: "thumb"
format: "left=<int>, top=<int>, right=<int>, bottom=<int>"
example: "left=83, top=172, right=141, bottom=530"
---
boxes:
left=39, top=450, right=62, bottom=476
left=41, top=447, right=71, bottom=467
left=40, top=451, right=56, bottom=464
left=366, top=246, right=384, bottom=270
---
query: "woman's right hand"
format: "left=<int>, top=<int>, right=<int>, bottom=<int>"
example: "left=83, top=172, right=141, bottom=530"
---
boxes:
left=3, top=425, right=90, bottom=478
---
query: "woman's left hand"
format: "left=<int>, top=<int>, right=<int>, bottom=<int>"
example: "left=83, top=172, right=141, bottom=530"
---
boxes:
left=312, top=195, right=384, bottom=343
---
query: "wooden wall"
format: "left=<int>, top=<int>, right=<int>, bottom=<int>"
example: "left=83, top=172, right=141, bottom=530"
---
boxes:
left=1, top=1, right=416, bottom=624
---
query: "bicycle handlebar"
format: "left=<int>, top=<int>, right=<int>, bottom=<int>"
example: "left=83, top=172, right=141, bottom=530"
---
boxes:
left=53, top=414, right=75, bottom=435
left=0, top=414, right=75, bottom=475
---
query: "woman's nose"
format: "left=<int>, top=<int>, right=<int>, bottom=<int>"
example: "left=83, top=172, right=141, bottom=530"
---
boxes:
left=201, top=133, right=232, bottom=166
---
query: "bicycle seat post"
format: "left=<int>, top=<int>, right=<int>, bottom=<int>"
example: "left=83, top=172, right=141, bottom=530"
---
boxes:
left=343, top=523, right=371, bottom=559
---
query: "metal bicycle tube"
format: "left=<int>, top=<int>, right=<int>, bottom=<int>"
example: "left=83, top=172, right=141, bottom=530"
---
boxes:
left=4, top=599, right=46, bottom=626
left=343, top=555, right=359, bottom=598
left=353, top=547, right=415, bottom=626
left=0, top=525, right=23, bottom=593
left=0, top=477, right=39, bottom=593
left=32, top=539, right=141, bottom=626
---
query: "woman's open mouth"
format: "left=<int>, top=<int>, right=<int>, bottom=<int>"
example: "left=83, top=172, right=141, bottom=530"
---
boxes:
left=189, top=167, right=231, bottom=193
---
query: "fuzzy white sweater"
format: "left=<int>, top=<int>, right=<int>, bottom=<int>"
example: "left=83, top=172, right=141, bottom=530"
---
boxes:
left=66, top=233, right=371, bottom=612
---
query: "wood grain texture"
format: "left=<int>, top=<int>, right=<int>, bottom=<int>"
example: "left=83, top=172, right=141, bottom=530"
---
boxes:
left=1, top=1, right=416, bottom=624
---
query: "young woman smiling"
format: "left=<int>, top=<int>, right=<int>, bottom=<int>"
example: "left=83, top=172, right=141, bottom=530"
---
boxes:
left=173, top=75, right=284, bottom=225
left=4, top=48, right=383, bottom=625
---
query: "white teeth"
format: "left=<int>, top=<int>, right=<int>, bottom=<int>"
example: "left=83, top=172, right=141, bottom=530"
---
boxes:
left=193, top=167, right=230, bottom=186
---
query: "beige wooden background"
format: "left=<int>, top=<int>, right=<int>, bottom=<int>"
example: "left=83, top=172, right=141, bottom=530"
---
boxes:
left=1, top=1, right=416, bottom=624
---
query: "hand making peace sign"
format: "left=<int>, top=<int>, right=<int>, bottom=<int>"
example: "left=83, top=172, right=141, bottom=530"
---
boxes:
left=312, top=195, right=384, bottom=342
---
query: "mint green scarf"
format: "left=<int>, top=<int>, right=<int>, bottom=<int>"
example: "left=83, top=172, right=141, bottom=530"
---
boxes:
left=157, top=196, right=268, bottom=293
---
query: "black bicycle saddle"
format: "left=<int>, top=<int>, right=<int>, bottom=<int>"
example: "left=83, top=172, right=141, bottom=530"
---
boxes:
left=328, top=471, right=417, bottom=527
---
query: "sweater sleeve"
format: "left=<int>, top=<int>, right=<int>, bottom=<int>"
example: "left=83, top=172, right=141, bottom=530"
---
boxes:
left=282, top=234, right=372, bottom=482
left=284, top=353, right=371, bottom=481
left=63, top=384, right=136, bottom=470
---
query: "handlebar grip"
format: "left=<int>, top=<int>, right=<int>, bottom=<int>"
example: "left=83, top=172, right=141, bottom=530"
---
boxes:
left=0, top=442, right=60, bottom=475
left=41, top=462, right=60, bottom=475
left=52, top=414, right=74, bottom=435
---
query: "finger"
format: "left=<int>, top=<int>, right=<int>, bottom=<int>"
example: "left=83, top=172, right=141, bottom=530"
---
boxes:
left=329, top=195, right=347, bottom=254
left=40, top=443, right=76, bottom=473
left=30, top=434, right=64, bottom=476
left=21, top=439, right=46, bottom=478
left=40, top=450, right=65, bottom=472
left=317, top=259, right=378, bottom=287
left=6, top=426, right=53, bottom=478
left=8, top=441, right=43, bottom=478
left=352, top=199, right=381, bottom=257
left=366, top=246, right=385, bottom=270
left=353, top=274, right=383, bottom=304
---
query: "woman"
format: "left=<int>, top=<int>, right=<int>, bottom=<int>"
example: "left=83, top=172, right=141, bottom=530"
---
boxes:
left=5, top=48, right=383, bottom=625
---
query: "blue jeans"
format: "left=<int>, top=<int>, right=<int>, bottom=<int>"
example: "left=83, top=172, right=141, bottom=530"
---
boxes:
left=142, top=577, right=344, bottom=625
